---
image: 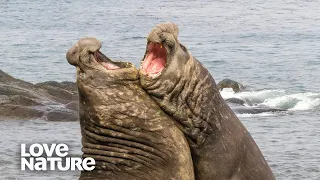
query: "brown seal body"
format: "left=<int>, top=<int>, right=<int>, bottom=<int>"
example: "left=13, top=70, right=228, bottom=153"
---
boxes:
left=66, top=37, right=194, bottom=180
left=140, top=23, right=275, bottom=180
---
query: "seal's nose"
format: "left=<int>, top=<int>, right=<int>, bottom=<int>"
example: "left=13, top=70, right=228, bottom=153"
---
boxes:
left=66, top=43, right=79, bottom=66
left=66, top=37, right=102, bottom=66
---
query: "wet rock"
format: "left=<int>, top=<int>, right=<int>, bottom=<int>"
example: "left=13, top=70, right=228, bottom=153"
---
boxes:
left=225, top=98, right=246, bottom=106
left=0, top=69, right=34, bottom=88
left=0, top=85, right=38, bottom=98
left=9, top=95, right=42, bottom=106
left=35, top=81, right=77, bottom=92
left=0, top=69, right=79, bottom=121
left=46, top=110, right=78, bottom=121
left=0, top=104, right=44, bottom=119
left=65, top=101, right=79, bottom=111
left=217, top=78, right=245, bottom=93
left=0, top=95, right=10, bottom=104
left=34, top=83, right=78, bottom=104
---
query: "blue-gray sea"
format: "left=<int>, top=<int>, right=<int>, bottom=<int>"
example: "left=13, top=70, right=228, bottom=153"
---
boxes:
left=0, top=0, right=319, bottom=179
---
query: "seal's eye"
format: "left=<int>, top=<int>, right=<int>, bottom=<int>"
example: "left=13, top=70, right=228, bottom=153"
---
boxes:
left=180, top=44, right=187, bottom=53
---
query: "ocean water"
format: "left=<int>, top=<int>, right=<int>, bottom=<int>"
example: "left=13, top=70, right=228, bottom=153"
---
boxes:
left=0, top=0, right=319, bottom=179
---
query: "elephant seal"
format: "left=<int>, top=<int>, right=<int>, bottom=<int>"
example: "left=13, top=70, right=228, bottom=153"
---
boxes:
left=66, top=37, right=194, bottom=180
left=139, top=23, right=275, bottom=180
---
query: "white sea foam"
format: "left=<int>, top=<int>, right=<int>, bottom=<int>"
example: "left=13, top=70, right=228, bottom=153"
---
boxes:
left=220, top=89, right=320, bottom=112
left=237, top=112, right=275, bottom=118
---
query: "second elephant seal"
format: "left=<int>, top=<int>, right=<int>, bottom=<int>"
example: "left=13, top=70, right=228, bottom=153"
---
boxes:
left=139, top=23, right=275, bottom=180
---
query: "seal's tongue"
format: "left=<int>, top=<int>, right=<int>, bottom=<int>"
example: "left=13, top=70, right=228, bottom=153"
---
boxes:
left=94, top=51, right=120, bottom=70
left=142, top=42, right=166, bottom=76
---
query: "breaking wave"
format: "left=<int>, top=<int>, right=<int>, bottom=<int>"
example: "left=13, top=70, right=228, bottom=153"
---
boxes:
left=237, top=112, right=276, bottom=118
left=220, top=88, right=320, bottom=111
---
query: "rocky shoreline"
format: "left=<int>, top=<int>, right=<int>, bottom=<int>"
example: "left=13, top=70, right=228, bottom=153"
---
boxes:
left=0, top=69, right=285, bottom=121
left=0, top=69, right=78, bottom=121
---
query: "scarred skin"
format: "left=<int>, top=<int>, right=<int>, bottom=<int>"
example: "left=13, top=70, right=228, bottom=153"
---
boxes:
left=140, top=23, right=275, bottom=180
left=66, top=37, right=194, bottom=180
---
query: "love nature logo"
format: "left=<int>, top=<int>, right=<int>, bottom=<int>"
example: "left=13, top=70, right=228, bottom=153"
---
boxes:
left=20, top=143, right=95, bottom=171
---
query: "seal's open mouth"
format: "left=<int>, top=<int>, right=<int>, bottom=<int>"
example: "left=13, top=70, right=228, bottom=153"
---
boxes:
left=141, top=42, right=167, bottom=78
left=93, top=51, right=129, bottom=70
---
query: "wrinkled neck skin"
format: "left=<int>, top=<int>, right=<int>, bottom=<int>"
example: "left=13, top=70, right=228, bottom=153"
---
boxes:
left=140, top=45, right=223, bottom=147
left=77, top=67, right=194, bottom=180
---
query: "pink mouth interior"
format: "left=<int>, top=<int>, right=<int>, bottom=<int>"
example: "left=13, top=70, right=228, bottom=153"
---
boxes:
left=141, top=42, right=166, bottom=76
left=94, top=51, right=120, bottom=70
left=100, top=62, right=120, bottom=70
